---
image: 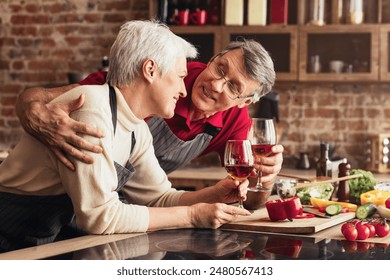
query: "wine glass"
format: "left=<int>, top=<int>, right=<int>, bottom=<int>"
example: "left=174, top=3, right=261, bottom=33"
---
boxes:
left=224, top=140, right=254, bottom=208
left=247, top=118, right=277, bottom=191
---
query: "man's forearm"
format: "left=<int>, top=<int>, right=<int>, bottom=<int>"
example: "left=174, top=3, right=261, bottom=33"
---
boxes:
left=17, top=84, right=78, bottom=107
left=16, top=84, right=78, bottom=121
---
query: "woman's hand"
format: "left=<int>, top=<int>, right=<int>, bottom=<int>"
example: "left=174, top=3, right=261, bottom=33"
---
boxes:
left=21, top=94, right=105, bottom=171
left=212, top=177, right=250, bottom=204
left=189, top=202, right=251, bottom=229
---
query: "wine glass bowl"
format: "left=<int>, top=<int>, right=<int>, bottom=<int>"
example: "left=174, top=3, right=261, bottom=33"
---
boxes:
left=224, top=140, right=254, bottom=208
left=247, top=118, right=277, bottom=191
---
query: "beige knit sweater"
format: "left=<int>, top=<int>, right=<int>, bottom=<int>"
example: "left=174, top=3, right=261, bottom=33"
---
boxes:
left=0, top=84, right=184, bottom=234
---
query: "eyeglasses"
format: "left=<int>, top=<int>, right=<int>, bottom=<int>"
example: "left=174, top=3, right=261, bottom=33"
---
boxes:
left=207, top=54, right=255, bottom=100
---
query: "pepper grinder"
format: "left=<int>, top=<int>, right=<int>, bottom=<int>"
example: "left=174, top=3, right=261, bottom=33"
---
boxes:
left=337, top=161, right=351, bottom=202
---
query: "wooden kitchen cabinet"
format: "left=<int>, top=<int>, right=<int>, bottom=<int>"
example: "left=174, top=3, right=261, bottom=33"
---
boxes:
left=169, top=26, right=222, bottom=63
left=148, top=0, right=390, bottom=82
left=222, top=25, right=298, bottom=81
left=299, top=24, right=379, bottom=81
left=149, top=0, right=298, bottom=81
left=380, top=24, right=390, bottom=80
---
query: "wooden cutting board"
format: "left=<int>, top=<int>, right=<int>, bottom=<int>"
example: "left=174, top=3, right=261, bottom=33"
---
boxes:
left=221, top=207, right=355, bottom=234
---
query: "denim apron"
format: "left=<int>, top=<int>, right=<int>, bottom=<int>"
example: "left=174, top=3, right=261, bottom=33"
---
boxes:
left=0, top=85, right=135, bottom=251
left=146, top=117, right=220, bottom=174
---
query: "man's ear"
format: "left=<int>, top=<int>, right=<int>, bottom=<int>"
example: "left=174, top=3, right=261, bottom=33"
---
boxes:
left=143, top=59, right=158, bottom=83
left=237, top=98, right=253, bottom=108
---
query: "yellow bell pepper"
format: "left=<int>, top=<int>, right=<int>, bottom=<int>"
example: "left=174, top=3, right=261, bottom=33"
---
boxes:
left=360, top=190, right=390, bottom=206
left=310, top=197, right=358, bottom=212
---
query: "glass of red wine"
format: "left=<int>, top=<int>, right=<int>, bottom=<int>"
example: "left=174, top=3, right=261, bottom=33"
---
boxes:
left=247, top=118, right=277, bottom=192
left=224, top=139, right=255, bottom=208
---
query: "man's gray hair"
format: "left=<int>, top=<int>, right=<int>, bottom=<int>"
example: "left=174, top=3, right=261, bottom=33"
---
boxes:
left=220, top=39, right=275, bottom=103
left=107, top=20, right=197, bottom=87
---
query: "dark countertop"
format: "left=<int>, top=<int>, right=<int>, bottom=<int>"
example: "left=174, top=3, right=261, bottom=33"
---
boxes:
left=41, top=229, right=389, bottom=260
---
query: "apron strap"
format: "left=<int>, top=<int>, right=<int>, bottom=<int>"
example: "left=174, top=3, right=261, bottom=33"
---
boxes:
left=108, top=84, right=135, bottom=153
left=108, top=84, right=117, bottom=134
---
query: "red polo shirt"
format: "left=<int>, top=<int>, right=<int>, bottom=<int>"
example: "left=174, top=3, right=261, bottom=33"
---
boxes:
left=79, top=62, right=251, bottom=163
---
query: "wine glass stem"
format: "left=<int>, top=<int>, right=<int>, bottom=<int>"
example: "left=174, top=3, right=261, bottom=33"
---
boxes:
left=257, top=171, right=263, bottom=188
left=237, top=180, right=244, bottom=208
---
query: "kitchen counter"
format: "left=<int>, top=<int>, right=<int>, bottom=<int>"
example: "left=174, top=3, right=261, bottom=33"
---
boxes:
left=1, top=166, right=389, bottom=260
left=1, top=225, right=389, bottom=260
left=168, top=166, right=390, bottom=190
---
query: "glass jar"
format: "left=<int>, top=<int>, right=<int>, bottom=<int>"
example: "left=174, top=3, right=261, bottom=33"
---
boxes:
left=347, top=0, right=364, bottom=24
left=307, top=0, right=326, bottom=26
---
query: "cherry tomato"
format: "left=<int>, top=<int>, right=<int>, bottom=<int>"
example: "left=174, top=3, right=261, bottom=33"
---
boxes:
left=356, top=223, right=370, bottom=240
left=342, top=226, right=358, bottom=241
left=341, top=207, right=349, bottom=213
left=341, top=222, right=355, bottom=234
left=365, top=223, right=376, bottom=238
left=386, top=197, right=390, bottom=209
left=375, top=221, right=390, bottom=237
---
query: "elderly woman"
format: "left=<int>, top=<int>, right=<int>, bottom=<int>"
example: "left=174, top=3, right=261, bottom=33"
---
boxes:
left=0, top=20, right=251, bottom=250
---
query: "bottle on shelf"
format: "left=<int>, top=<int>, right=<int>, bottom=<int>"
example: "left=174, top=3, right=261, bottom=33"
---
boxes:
left=316, top=142, right=332, bottom=178
left=100, top=56, right=109, bottom=72
left=307, top=0, right=326, bottom=26
left=310, top=55, right=321, bottom=73
left=347, top=0, right=364, bottom=24
left=157, top=0, right=169, bottom=22
left=208, top=0, right=221, bottom=25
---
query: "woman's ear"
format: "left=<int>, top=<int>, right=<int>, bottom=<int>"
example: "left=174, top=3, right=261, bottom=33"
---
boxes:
left=143, top=59, right=158, bottom=83
left=237, top=98, right=253, bottom=108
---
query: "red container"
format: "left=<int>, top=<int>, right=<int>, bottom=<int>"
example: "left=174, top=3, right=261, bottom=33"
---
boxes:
left=270, top=0, right=288, bottom=24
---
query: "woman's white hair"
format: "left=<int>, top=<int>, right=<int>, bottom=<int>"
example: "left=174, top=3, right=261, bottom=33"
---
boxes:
left=107, top=20, right=197, bottom=87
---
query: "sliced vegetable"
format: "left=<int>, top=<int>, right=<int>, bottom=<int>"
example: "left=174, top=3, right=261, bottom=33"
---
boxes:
left=377, top=205, right=390, bottom=219
left=310, top=197, right=358, bottom=212
left=295, top=183, right=334, bottom=205
left=294, top=213, right=315, bottom=219
left=265, top=197, right=303, bottom=221
left=325, top=204, right=343, bottom=216
left=355, top=202, right=377, bottom=219
left=318, top=206, right=326, bottom=213
left=360, top=189, right=390, bottom=206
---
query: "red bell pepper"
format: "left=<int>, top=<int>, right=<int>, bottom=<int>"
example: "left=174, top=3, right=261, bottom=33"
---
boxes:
left=265, top=197, right=303, bottom=221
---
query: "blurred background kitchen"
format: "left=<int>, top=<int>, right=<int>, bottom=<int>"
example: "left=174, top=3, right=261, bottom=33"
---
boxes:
left=1, top=0, right=390, bottom=173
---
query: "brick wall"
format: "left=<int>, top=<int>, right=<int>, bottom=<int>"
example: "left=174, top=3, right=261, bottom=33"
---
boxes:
left=0, top=0, right=147, bottom=148
left=268, top=82, right=390, bottom=169
left=1, top=0, right=390, bottom=170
